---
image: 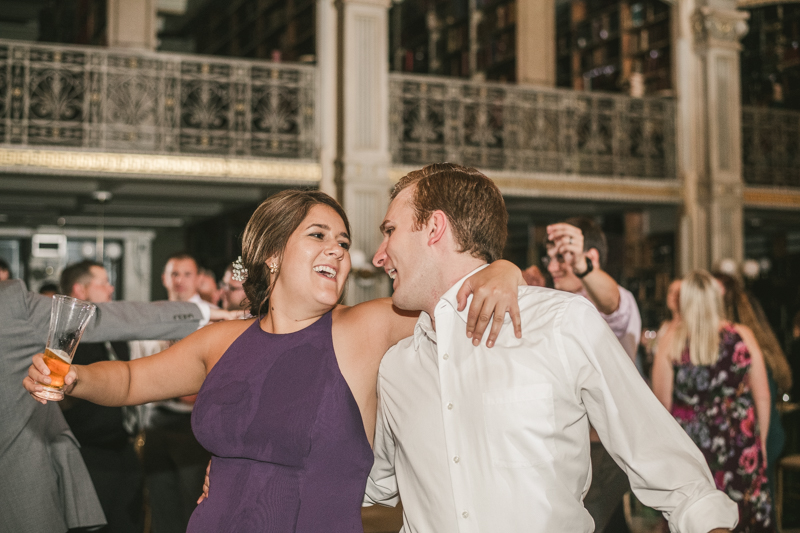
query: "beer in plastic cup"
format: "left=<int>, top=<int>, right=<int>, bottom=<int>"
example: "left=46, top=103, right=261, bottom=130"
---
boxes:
left=33, top=295, right=96, bottom=401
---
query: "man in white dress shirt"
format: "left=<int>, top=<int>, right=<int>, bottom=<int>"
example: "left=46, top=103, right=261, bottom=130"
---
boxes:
left=364, top=163, right=737, bottom=533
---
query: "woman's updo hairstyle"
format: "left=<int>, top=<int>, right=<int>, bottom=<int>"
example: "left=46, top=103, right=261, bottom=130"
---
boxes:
left=241, top=189, right=350, bottom=317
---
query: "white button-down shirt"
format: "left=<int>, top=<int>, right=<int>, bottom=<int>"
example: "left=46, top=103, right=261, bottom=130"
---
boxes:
left=365, top=266, right=737, bottom=533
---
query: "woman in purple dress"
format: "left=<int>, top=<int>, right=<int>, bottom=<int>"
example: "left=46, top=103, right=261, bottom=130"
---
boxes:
left=653, top=270, right=774, bottom=532
left=25, top=189, right=522, bottom=532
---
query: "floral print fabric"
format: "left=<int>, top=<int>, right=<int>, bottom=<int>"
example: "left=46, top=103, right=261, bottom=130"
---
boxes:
left=672, top=324, right=774, bottom=533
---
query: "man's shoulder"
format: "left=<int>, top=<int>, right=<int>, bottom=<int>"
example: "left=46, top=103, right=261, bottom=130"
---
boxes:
left=517, top=285, right=594, bottom=317
left=0, top=279, right=25, bottom=298
left=0, top=280, right=32, bottom=319
left=380, top=335, right=416, bottom=366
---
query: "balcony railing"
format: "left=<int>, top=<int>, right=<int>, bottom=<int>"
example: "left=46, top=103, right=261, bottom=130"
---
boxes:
left=742, top=106, right=800, bottom=188
left=390, top=73, right=676, bottom=179
left=0, top=40, right=316, bottom=160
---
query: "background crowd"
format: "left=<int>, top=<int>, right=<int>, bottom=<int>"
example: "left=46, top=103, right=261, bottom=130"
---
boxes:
left=2, top=193, right=800, bottom=533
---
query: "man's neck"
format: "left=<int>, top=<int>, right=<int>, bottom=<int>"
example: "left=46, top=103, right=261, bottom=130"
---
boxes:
left=423, top=257, right=488, bottom=328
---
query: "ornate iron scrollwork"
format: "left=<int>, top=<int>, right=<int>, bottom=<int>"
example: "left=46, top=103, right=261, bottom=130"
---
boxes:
left=389, top=73, right=676, bottom=179
left=0, top=40, right=316, bottom=160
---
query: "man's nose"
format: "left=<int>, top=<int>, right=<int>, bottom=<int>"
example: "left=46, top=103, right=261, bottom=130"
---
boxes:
left=372, top=241, right=387, bottom=268
left=546, top=258, right=559, bottom=274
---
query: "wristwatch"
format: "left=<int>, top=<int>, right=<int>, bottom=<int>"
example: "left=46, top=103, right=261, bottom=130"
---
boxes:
left=574, top=257, right=593, bottom=278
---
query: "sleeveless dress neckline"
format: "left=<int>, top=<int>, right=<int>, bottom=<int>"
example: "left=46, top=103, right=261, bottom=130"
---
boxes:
left=254, top=311, right=330, bottom=338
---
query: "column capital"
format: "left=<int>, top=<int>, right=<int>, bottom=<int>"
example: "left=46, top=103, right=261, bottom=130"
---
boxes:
left=692, top=6, right=749, bottom=50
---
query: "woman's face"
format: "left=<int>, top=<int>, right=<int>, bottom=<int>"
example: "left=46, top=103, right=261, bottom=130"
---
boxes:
left=270, top=204, right=352, bottom=312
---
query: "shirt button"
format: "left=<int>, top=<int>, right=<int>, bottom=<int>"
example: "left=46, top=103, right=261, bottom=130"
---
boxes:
left=462, top=511, right=469, bottom=518
left=447, top=402, right=453, bottom=410
left=453, top=455, right=460, bottom=463
left=443, top=353, right=449, bottom=360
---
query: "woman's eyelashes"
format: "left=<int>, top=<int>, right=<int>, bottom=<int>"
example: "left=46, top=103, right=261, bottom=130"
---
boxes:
left=308, top=232, right=350, bottom=250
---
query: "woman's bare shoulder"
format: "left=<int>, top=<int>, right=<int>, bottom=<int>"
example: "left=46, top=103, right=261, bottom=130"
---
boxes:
left=332, top=298, right=396, bottom=327
left=190, top=317, right=256, bottom=347
left=732, top=322, right=755, bottom=340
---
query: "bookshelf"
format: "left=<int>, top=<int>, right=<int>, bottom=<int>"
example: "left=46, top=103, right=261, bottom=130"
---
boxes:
left=390, top=0, right=534, bottom=83
left=556, top=0, right=673, bottom=96
left=741, top=3, right=800, bottom=110
left=171, top=0, right=317, bottom=62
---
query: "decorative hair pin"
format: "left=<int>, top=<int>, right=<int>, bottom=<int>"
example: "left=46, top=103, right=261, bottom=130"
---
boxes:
left=232, top=256, right=248, bottom=282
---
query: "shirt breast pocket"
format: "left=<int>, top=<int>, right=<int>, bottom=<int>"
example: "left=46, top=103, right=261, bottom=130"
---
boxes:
left=482, top=384, right=556, bottom=468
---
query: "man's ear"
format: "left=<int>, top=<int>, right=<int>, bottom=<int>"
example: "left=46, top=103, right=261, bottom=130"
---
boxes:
left=71, top=284, right=87, bottom=300
left=427, top=210, right=448, bottom=246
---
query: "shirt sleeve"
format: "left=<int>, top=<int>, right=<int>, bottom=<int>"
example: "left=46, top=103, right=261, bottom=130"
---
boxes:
left=558, top=298, right=738, bottom=533
left=596, top=286, right=641, bottom=362
left=193, top=300, right=211, bottom=328
left=363, top=373, right=400, bottom=507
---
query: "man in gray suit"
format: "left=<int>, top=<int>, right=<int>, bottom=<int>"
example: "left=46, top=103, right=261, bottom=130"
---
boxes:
left=0, top=279, right=235, bottom=533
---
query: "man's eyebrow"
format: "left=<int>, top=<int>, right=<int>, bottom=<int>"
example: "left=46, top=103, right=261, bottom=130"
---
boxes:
left=379, top=220, right=393, bottom=233
left=305, top=223, right=350, bottom=240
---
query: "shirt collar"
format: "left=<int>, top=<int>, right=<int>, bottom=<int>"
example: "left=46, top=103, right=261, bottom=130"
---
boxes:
left=412, top=264, right=490, bottom=350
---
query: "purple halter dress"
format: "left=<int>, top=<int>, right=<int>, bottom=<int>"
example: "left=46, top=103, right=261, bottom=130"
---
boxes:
left=188, top=312, right=373, bottom=532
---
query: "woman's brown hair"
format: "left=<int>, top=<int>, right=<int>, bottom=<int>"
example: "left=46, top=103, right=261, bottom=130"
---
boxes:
left=241, top=189, right=351, bottom=317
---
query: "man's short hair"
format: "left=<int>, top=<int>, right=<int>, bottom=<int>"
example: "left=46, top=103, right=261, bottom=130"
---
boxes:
left=38, top=282, right=60, bottom=295
left=0, top=257, right=10, bottom=276
left=60, top=260, right=104, bottom=295
left=391, top=163, right=508, bottom=263
left=164, top=252, right=198, bottom=272
left=557, top=216, right=608, bottom=268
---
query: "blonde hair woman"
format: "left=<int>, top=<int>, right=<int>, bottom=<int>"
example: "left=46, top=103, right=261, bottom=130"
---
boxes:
left=653, top=270, right=774, bottom=532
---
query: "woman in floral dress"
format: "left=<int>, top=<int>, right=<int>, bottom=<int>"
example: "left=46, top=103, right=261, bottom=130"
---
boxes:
left=653, top=270, right=774, bottom=533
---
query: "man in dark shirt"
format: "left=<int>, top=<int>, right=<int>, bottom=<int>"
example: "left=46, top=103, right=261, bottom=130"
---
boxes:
left=60, top=261, right=143, bottom=533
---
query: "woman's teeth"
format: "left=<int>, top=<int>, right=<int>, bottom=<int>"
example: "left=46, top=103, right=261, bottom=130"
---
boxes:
left=313, top=265, right=336, bottom=278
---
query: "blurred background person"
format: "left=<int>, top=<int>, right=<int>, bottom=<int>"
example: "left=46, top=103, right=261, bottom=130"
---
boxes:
left=219, top=262, right=247, bottom=312
left=137, top=253, right=212, bottom=533
left=59, top=260, right=144, bottom=533
left=653, top=270, right=775, bottom=532
left=38, top=282, right=60, bottom=297
left=712, top=271, right=793, bottom=501
left=0, top=258, right=11, bottom=281
left=196, top=267, right=221, bottom=307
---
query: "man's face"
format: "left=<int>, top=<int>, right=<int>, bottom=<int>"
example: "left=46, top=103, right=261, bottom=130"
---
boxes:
left=0, top=268, right=9, bottom=281
left=545, top=244, right=583, bottom=294
left=73, top=266, right=114, bottom=303
left=162, top=258, right=198, bottom=302
left=220, top=270, right=247, bottom=311
left=196, top=273, right=220, bottom=305
left=373, top=187, right=435, bottom=312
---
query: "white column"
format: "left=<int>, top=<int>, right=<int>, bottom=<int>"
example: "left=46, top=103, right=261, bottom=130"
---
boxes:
left=337, top=0, right=393, bottom=304
left=107, top=0, right=158, bottom=50
left=675, top=0, right=747, bottom=273
left=516, top=0, right=556, bottom=86
left=317, top=0, right=338, bottom=198
left=122, top=231, right=156, bottom=301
